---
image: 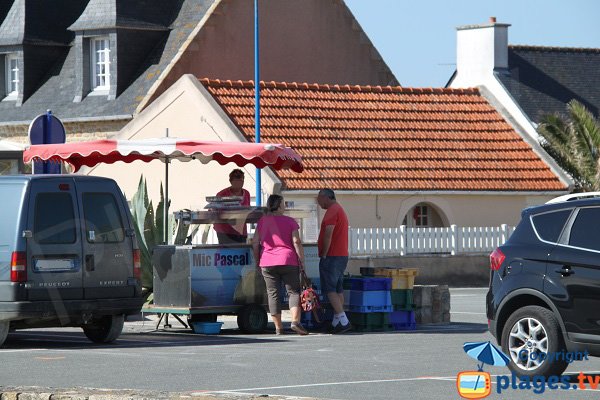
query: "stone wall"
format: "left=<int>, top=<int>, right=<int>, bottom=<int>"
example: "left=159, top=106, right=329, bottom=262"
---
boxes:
left=348, top=254, right=489, bottom=287
left=0, top=119, right=129, bottom=144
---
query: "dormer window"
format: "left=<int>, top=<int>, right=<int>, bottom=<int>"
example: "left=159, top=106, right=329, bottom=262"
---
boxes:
left=90, top=37, right=110, bottom=92
left=4, top=53, right=19, bottom=100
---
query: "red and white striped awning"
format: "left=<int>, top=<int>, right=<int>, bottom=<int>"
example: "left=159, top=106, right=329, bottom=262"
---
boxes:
left=23, top=138, right=304, bottom=173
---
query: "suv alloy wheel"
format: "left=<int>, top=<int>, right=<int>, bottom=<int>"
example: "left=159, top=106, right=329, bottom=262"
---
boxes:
left=501, top=306, right=568, bottom=377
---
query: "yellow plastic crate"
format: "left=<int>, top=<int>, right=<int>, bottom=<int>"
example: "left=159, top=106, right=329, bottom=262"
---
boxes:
left=373, top=268, right=418, bottom=289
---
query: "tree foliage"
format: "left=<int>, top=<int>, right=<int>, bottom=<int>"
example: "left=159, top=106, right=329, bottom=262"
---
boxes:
left=538, top=100, right=600, bottom=191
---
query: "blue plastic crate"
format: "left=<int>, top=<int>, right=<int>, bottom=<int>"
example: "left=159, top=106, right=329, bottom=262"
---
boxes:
left=301, top=309, right=333, bottom=330
left=345, top=304, right=393, bottom=313
left=191, top=321, right=223, bottom=334
left=389, top=310, right=416, bottom=331
left=344, top=290, right=392, bottom=308
left=344, top=277, right=392, bottom=291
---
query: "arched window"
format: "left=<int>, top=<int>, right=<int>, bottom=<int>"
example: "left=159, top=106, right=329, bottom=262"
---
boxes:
left=403, top=202, right=447, bottom=227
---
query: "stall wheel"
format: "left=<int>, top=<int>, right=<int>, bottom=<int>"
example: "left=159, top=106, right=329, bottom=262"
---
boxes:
left=237, top=304, right=267, bottom=334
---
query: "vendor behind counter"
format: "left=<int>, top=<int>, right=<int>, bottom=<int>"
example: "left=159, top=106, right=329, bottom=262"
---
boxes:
left=213, top=169, right=250, bottom=244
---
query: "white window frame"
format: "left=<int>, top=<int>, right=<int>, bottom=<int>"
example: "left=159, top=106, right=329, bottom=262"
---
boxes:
left=90, top=36, right=111, bottom=93
left=414, top=205, right=429, bottom=227
left=5, top=53, right=19, bottom=99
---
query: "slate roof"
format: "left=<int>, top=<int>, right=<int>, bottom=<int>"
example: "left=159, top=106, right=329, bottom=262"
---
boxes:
left=68, top=0, right=178, bottom=31
left=497, top=45, right=600, bottom=122
left=0, top=1, right=89, bottom=47
left=0, top=0, right=215, bottom=123
left=201, top=78, right=567, bottom=192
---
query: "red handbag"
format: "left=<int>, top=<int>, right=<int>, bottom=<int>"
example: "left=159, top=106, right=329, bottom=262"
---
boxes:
left=300, top=267, right=322, bottom=322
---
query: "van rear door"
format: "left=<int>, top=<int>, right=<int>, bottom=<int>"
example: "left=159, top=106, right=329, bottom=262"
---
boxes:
left=75, top=179, right=135, bottom=299
left=27, top=178, right=84, bottom=300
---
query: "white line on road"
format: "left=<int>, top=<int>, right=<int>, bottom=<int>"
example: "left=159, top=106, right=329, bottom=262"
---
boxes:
left=451, top=312, right=486, bottom=315
left=212, top=372, right=600, bottom=394
left=214, top=376, right=455, bottom=392
left=0, top=348, right=49, bottom=353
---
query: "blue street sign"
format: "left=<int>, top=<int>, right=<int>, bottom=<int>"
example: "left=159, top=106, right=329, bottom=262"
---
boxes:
left=28, top=110, right=66, bottom=174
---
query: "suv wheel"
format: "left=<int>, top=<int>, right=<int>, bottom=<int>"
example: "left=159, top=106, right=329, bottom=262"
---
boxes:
left=82, top=315, right=125, bottom=344
left=501, top=306, right=568, bottom=377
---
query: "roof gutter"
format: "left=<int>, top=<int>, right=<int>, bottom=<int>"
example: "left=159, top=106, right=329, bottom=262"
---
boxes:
left=0, top=115, right=132, bottom=126
left=283, top=190, right=570, bottom=196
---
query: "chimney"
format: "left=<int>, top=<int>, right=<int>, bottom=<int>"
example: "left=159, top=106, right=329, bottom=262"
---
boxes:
left=455, top=17, right=510, bottom=81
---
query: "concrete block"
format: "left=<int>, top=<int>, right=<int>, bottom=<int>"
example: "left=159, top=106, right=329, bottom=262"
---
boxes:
left=416, top=306, right=432, bottom=324
left=414, top=285, right=433, bottom=308
left=443, top=312, right=451, bottom=323
left=1, top=393, right=19, bottom=400
left=17, top=394, right=51, bottom=400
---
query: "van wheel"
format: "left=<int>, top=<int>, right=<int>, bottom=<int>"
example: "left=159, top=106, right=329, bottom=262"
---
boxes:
left=501, top=306, right=568, bottom=378
left=237, top=304, right=267, bottom=334
left=82, top=315, right=124, bottom=344
left=0, top=321, right=9, bottom=347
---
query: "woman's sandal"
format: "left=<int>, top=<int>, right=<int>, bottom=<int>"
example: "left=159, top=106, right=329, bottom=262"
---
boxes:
left=290, top=322, right=309, bottom=335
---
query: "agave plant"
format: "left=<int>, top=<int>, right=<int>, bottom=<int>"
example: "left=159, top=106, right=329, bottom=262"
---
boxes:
left=130, top=176, right=175, bottom=292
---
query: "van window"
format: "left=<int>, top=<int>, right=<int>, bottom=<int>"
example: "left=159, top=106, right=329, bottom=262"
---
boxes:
left=83, top=193, right=124, bottom=243
left=34, top=193, right=77, bottom=244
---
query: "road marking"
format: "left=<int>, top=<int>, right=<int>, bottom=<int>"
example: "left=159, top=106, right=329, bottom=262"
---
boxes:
left=451, top=312, right=486, bottom=315
left=0, top=348, right=48, bottom=353
left=215, top=376, right=453, bottom=392
left=213, top=372, right=600, bottom=394
left=35, top=356, right=65, bottom=361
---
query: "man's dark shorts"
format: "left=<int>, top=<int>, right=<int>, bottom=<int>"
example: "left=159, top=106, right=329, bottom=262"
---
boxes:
left=319, top=256, right=349, bottom=294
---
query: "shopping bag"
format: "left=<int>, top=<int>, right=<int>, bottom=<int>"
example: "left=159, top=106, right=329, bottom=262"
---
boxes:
left=300, top=267, right=322, bottom=322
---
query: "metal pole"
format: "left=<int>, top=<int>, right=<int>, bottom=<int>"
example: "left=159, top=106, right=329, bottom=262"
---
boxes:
left=164, top=128, right=169, bottom=244
left=43, top=110, right=52, bottom=173
left=254, top=0, right=262, bottom=206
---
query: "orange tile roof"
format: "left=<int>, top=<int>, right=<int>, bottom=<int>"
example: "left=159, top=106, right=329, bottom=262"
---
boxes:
left=200, top=78, right=567, bottom=192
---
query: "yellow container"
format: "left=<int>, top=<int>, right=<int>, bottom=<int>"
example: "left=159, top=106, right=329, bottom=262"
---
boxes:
left=373, top=268, right=418, bottom=289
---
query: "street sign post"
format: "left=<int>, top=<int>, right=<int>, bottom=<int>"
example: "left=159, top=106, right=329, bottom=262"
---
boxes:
left=28, top=110, right=66, bottom=174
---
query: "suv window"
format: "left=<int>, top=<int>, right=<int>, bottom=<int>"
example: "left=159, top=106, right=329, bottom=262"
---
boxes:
left=34, top=193, right=77, bottom=244
left=568, top=207, right=600, bottom=251
left=531, top=209, right=571, bottom=243
left=83, top=193, right=124, bottom=243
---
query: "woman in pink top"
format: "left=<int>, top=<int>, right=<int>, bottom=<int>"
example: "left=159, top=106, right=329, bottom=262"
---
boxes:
left=252, top=194, right=308, bottom=335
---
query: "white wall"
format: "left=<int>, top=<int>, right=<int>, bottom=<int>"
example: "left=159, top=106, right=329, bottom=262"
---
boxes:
left=84, top=75, right=282, bottom=210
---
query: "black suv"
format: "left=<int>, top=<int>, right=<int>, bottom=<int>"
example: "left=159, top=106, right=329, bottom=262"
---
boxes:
left=487, top=193, right=600, bottom=377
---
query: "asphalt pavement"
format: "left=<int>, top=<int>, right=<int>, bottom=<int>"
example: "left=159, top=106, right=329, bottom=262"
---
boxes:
left=2, top=288, right=600, bottom=399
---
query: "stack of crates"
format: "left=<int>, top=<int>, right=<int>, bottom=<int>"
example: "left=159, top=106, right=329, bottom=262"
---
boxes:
left=373, top=268, right=418, bottom=331
left=301, top=307, right=333, bottom=331
left=344, top=277, right=393, bottom=332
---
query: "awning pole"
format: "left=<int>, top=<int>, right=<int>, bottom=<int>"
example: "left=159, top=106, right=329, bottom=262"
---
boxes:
left=254, top=0, right=261, bottom=206
left=164, top=128, right=169, bottom=244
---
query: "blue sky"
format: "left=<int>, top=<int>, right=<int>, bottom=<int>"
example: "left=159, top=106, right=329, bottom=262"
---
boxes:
left=344, top=0, right=600, bottom=88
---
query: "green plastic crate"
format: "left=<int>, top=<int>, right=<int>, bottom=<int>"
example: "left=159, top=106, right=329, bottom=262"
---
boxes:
left=352, top=324, right=393, bottom=333
left=391, top=289, right=415, bottom=310
left=347, top=312, right=390, bottom=326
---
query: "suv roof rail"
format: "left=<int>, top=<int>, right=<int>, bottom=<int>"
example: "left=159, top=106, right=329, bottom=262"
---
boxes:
left=546, top=192, right=600, bottom=204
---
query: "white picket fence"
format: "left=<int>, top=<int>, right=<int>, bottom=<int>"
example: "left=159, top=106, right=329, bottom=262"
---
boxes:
left=349, top=224, right=515, bottom=256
